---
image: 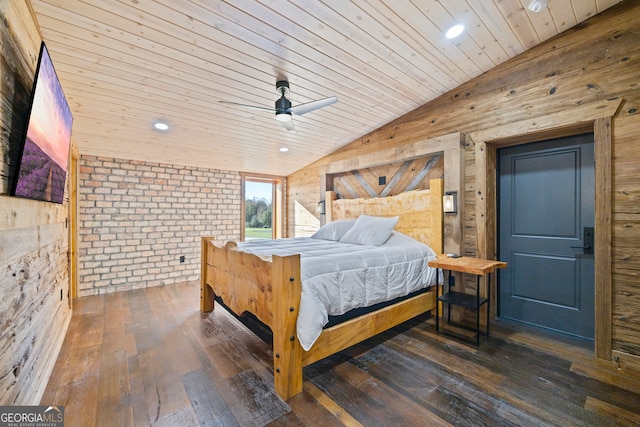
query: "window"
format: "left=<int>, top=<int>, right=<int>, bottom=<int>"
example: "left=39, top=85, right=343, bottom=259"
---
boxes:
left=241, top=174, right=284, bottom=241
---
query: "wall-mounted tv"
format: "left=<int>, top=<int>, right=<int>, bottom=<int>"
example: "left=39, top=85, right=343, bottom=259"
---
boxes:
left=11, top=42, right=73, bottom=204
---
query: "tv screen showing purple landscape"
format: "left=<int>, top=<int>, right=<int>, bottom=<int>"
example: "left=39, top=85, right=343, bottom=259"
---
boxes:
left=12, top=42, right=73, bottom=204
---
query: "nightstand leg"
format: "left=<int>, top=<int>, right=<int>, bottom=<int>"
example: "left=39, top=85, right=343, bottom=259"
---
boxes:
left=487, top=273, right=491, bottom=337
left=435, top=268, right=440, bottom=333
left=447, top=270, right=451, bottom=324
left=476, top=274, right=480, bottom=346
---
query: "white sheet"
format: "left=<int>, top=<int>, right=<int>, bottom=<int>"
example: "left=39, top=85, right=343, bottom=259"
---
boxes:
left=237, top=232, right=441, bottom=350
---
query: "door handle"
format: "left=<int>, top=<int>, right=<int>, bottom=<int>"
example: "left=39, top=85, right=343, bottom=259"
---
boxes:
left=571, top=244, right=591, bottom=250
left=571, top=227, right=594, bottom=254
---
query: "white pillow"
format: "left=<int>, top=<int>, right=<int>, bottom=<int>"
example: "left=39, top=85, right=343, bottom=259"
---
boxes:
left=310, top=219, right=357, bottom=241
left=339, top=214, right=399, bottom=246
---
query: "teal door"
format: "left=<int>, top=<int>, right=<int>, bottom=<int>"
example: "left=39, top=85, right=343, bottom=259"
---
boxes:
left=498, top=134, right=595, bottom=341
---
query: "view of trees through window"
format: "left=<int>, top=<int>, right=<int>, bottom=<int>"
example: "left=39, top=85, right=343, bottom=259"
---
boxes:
left=244, top=180, right=273, bottom=240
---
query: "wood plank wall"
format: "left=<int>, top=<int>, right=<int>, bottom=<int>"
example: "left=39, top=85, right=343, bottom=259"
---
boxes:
left=287, top=1, right=640, bottom=367
left=0, top=0, right=72, bottom=404
left=331, top=154, right=443, bottom=200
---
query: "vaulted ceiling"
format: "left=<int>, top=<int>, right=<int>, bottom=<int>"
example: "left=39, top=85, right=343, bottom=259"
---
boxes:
left=30, top=0, right=622, bottom=176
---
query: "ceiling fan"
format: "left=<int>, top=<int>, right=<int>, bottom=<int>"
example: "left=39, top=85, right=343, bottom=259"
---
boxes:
left=219, top=80, right=338, bottom=131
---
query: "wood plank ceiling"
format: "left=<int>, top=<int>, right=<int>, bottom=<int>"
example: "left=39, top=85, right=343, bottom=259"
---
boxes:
left=29, top=0, right=622, bottom=176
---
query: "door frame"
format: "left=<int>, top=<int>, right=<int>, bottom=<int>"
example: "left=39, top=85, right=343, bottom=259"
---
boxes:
left=68, top=144, right=79, bottom=304
left=470, top=104, right=618, bottom=361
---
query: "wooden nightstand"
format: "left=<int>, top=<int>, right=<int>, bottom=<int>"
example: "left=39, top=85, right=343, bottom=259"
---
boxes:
left=428, top=255, right=507, bottom=345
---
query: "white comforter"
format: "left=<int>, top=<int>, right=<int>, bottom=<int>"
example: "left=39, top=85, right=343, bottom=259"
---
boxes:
left=237, top=232, right=440, bottom=350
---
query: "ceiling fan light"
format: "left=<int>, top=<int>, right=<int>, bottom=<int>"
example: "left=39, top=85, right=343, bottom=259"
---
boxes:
left=276, top=112, right=292, bottom=122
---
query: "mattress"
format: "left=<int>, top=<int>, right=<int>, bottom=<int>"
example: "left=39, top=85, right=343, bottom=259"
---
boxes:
left=237, top=231, right=440, bottom=350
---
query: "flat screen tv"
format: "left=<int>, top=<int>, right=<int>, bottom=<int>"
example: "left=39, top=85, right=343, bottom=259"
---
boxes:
left=11, top=42, right=73, bottom=204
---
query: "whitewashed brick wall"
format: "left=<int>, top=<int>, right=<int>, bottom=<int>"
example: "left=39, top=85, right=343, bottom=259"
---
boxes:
left=78, top=155, right=241, bottom=296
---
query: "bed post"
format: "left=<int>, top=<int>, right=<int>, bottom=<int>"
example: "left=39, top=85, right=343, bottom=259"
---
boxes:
left=201, top=236, right=215, bottom=312
left=272, top=254, right=303, bottom=400
left=325, top=191, right=336, bottom=223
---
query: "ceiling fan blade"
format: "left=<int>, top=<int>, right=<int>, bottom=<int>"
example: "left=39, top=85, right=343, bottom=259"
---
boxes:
left=289, top=96, right=338, bottom=116
left=218, top=100, right=274, bottom=112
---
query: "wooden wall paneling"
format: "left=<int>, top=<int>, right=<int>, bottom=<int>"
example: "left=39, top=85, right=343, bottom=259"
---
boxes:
left=0, top=222, right=71, bottom=404
left=0, top=197, right=67, bottom=231
left=467, top=101, right=621, bottom=145
left=382, top=159, right=427, bottom=196
left=611, top=114, right=640, bottom=361
left=332, top=179, right=353, bottom=200
left=2, top=0, right=41, bottom=74
left=474, top=141, right=489, bottom=261
left=0, top=7, right=32, bottom=195
left=443, top=134, right=464, bottom=256
left=613, top=350, right=640, bottom=373
left=463, top=136, right=477, bottom=258
left=276, top=177, right=285, bottom=240
left=363, top=162, right=402, bottom=196
left=0, top=0, right=71, bottom=405
left=325, top=133, right=461, bottom=175
left=288, top=166, right=323, bottom=235
left=442, top=135, right=465, bottom=323
left=467, top=140, right=492, bottom=327
left=397, top=156, right=443, bottom=194
left=331, top=156, right=444, bottom=201
left=335, top=171, right=374, bottom=199
left=594, top=117, right=613, bottom=360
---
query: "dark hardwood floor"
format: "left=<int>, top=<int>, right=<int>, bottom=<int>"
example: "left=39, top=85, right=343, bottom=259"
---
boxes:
left=42, top=281, right=640, bottom=426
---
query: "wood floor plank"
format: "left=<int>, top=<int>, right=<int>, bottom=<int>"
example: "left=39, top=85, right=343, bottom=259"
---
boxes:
left=584, top=396, right=640, bottom=426
left=225, top=369, right=290, bottom=426
left=137, top=337, right=192, bottom=422
left=96, top=349, right=133, bottom=427
left=43, top=281, right=640, bottom=426
left=264, top=410, right=306, bottom=426
left=309, top=368, right=386, bottom=425
left=102, top=310, right=136, bottom=356
left=398, top=328, right=620, bottom=426
left=299, top=382, right=363, bottom=426
left=182, top=368, right=239, bottom=426
left=150, top=406, right=200, bottom=427
left=74, top=293, right=105, bottom=316
left=127, top=355, right=151, bottom=426
left=43, top=343, right=102, bottom=427
left=164, top=325, right=203, bottom=376
left=356, top=374, right=453, bottom=427
left=350, top=343, right=513, bottom=426
left=203, top=341, right=249, bottom=379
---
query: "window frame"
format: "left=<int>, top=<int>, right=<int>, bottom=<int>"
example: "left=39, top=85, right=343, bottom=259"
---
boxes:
left=240, top=173, right=285, bottom=241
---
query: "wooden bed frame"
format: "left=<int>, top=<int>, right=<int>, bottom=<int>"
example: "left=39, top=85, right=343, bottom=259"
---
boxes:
left=200, top=178, right=443, bottom=400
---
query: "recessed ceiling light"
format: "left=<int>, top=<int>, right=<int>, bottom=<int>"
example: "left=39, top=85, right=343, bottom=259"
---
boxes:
left=279, top=147, right=289, bottom=152
left=153, top=121, right=169, bottom=131
left=445, top=24, right=465, bottom=39
left=528, top=0, right=548, bottom=13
